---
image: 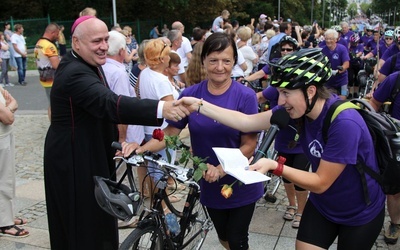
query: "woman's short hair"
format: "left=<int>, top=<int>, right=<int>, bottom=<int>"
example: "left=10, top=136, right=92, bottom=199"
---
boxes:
left=169, top=51, right=181, bottom=66
left=251, top=33, right=261, bottom=46
left=324, top=29, right=338, bottom=39
left=237, top=26, right=252, bottom=42
left=137, top=39, right=149, bottom=65
left=144, top=39, right=171, bottom=67
left=201, top=32, right=238, bottom=65
left=266, top=29, right=276, bottom=40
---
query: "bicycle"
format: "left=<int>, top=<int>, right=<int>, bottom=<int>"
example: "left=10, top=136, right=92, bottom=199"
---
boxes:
left=95, top=142, right=213, bottom=250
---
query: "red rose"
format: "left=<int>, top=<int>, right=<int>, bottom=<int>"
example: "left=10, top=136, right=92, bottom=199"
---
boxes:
left=152, top=129, right=164, bottom=141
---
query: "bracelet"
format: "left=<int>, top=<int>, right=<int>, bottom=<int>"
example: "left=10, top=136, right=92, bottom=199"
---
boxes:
left=273, top=156, right=286, bottom=176
left=197, top=98, right=203, bottom=114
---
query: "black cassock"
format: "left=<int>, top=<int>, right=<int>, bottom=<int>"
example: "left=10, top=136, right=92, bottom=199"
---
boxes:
left=44, top=51, right=162, bottom=250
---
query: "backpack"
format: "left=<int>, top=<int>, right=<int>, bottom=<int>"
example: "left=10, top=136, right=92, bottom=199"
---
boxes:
left=322, top=99, right=400, bottom=204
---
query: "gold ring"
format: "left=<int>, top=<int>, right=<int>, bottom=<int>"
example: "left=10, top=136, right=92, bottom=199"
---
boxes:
left=175, top=115, right=181, bottom=120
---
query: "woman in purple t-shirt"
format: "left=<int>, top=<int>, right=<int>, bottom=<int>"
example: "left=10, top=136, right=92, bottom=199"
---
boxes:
left=137, top=32, right=262, bottom=250
left=179, top=48, right=385, bottom=249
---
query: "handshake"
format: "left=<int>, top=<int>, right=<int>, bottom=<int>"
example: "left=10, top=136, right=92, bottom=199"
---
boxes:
left=162, top=97, right=204, bottom=122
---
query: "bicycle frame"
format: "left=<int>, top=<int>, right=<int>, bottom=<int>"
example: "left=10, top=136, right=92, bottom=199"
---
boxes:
left=114, top=149, right=212, bottom=249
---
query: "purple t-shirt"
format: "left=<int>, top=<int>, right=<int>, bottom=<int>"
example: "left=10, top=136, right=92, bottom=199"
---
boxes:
left=381, top=44, right=400, bottom=61
left=349, top=44, right=364, bottom=55
left=261, top=64, right=272, bottom=75
left=371, top=42, right=391, bottom=59
left=379, top=52, right=400, bottom=76
left=167, top=80, right=263, bottom=209
left=318, top=38, right=348, bottom=49
left=340, top=30, right=354, bottom=48
left=373, top=72, right=400, bottom=119
left=263, top=87, right=302, bottom=154
left=302, top=95, right=385, bottom=226
left=322, top=43, right=350, bottom=88
left=360, top=34, right=372, bottom=45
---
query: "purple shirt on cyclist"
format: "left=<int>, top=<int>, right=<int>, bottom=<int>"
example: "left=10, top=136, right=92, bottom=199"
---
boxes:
left=381, top=43, right=400, bottom=61
left=302, top=95, right=385, bottom=226
left=373, top=72, right=400, bottom=119
left=167, top=80, right=263, bottom=209
left=379, top=52, right=400, bottom=76
left=321, top=43, right=350, bottom=89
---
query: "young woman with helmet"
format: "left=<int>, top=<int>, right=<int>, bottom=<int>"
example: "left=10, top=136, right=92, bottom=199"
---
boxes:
left=245, top=36, right=309, bottom=229
left=178, top=48, right=385, bottom=249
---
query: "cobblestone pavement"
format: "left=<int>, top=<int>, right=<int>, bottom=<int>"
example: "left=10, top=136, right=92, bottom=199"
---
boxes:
left=2, top=113, right=397, bottom=249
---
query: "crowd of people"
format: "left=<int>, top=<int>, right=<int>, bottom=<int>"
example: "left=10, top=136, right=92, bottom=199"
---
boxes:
left=1, top=5, right=400, bottom=250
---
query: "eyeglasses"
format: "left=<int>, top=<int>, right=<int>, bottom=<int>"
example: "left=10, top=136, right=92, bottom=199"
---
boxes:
left=385, top=37, right=393, bottom=40
left=281, top=48, right=293, bottom=52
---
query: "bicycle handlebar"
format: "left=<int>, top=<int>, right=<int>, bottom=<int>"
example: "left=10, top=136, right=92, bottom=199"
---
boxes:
left=112, top=142, right=193, bottom=183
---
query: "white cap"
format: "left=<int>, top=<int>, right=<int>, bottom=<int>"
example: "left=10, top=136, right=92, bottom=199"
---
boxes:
left=260, top=14, right=267, bottom=19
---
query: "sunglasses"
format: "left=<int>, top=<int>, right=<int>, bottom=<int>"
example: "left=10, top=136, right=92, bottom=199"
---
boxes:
left=281, top=48, right=294, bottom=52
left=159, top=43, right=168, bottom=58
left=385, top=37, right=393, bottom=40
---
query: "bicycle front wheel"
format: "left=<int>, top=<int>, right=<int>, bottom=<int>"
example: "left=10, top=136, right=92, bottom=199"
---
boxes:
left=119, top=224, right=164, bottom=250
left=181, top=198, right=212, bottom=250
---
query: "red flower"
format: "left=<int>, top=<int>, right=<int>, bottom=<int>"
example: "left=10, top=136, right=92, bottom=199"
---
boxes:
left=152, top=129, right=164, bottom=141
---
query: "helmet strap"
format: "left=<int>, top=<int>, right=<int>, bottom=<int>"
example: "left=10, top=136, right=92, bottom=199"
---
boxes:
left=303, top=87, right=318, bottom=114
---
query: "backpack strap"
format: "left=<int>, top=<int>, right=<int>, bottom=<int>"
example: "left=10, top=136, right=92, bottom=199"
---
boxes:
left=322, top=100, right=372, bottom=205
left=322, top=100, right=359, bottom=143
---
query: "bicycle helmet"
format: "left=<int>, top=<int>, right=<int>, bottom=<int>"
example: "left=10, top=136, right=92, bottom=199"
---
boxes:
left=279, top=35, right=299, bottom=50
left=270, top=48, right=331, bottom=90
left=366, top=25, right=374, bottom=32
left=269, top=48, right=331, bottom=114
left=350, top=33, right=360, bottom=44
left=93, top=176, right=141, bottom=221
left=394, top=27, right=400, bottom=43
left=385, top=30, right=394, bottom=37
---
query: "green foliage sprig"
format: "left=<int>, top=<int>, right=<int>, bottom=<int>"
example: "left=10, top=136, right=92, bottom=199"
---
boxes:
left=164, top=135, right=208, bottom=182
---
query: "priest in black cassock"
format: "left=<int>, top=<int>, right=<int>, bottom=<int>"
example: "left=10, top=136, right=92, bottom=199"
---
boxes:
left=43, top=16, right=188, bottom=249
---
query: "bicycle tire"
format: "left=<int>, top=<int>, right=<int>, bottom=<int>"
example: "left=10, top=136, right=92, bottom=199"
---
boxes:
left=119, top=223, right=164, bottom=250
left=180, top=198, right=212, bottom=250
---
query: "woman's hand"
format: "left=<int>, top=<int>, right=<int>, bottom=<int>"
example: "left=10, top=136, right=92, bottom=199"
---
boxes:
left=248, top=158, right=277, bottom=174
left=203, top=163, right=224, bottom=183
left=175, top=97, right=201, bottom=113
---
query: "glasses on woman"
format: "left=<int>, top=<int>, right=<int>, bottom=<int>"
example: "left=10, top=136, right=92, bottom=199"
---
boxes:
left=385, top=37, right=393, bottom=40
left=281, top=48, right=293, bottom=52
left=159, top=43, right=168, bottom=58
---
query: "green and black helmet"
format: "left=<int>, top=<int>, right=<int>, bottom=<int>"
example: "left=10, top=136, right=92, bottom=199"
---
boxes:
left=269, top=48, right=331, bottom=90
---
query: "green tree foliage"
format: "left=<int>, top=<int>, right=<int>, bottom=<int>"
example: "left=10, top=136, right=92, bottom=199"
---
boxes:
left=360, top=3, right=371, bottom=17
left=1, top=0, right=350, bottom=31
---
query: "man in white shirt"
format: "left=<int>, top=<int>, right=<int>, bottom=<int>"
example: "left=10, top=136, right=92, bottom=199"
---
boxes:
left=11, top=24, right=27, bottom=85
left=171, top=21, right=192, bottom=83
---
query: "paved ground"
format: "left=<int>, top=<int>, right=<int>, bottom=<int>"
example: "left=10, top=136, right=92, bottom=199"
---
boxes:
left=0, top=71, right=398, bottom=249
